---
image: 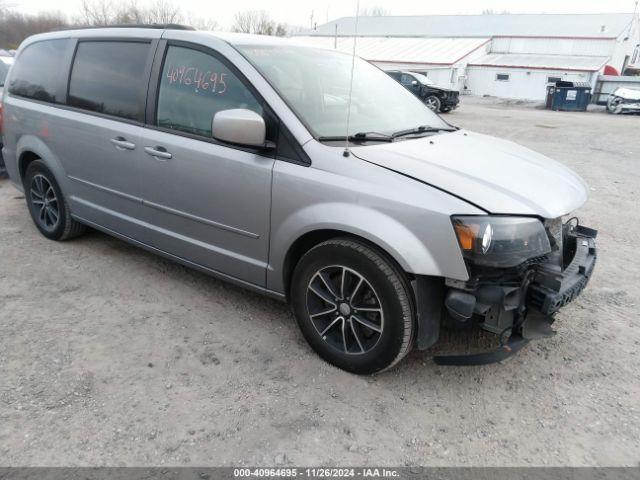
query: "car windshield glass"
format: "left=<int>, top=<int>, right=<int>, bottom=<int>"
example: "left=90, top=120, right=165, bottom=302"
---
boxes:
left=237, top=45, right=450, bottom=139
left=0, top=58, right=12, bottom=87
left=411, top=72, right=434, bottom=85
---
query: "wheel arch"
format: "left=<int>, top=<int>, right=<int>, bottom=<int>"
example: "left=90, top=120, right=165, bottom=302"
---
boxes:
left=269, top=202, right=448, bottom=297
left=280, top=229, right=412, bottom=300
left=16, top=135, right=69, bottom=195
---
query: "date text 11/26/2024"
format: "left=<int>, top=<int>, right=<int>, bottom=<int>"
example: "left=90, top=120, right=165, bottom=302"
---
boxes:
left=233, top=468, right=401, bottom=478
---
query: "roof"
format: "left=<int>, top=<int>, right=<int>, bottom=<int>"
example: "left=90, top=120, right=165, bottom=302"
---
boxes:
left=301, top=13, right=636, bottom=39
left=468, top=53, right=610, bottom=72
left=294, top=36, right=490, bottom=65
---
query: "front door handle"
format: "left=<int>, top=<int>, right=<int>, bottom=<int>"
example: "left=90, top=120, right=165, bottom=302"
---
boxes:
left=144, top=146, right=173, bottom=160
left=110, top=137, right=136, bottom=150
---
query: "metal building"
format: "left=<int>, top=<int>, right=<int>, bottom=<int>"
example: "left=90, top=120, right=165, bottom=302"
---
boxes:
left=294, top=13, right=640, bottom=101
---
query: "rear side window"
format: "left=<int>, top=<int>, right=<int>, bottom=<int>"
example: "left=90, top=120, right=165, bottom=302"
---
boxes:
left=68, top=41, right=150, bottom=121
left=156, top=45, right=262, bottom=138
left=9, top=39, right=69, bottom=102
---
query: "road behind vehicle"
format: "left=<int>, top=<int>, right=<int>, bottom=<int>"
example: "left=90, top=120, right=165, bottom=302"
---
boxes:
left=1, top=27, right=595, bottom=374
left=386, top=70, right=460, bottom=113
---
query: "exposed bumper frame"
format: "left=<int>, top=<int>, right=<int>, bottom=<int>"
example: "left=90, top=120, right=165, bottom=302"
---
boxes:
left=414, top=223, right=597, bottom=365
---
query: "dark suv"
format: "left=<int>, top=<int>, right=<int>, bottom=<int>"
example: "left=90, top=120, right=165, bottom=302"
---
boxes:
left=386, top=70, right=460, bottom=113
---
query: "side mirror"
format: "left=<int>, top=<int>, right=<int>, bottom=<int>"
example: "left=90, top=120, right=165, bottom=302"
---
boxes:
left=411, top=80, right=419, bottom=87
left=212, top=109, right=267, bottom=148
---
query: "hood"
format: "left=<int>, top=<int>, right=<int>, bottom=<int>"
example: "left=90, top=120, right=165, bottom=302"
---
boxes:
left=351, top=130, right=588, bottom=219
left=426, top=85, right=457, bottom=94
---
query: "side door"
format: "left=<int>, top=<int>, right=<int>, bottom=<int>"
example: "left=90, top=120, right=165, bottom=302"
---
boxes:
left=136, top=42, right=276, bottom=287
left=55, top=39, right=155, bottom=237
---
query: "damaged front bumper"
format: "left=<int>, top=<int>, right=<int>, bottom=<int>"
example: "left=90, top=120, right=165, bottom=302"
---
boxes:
left=415, top=221, right=597, bottom=365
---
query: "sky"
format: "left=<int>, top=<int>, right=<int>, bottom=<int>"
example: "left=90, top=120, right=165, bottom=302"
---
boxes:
left=8, top=0, right=640, bottom=30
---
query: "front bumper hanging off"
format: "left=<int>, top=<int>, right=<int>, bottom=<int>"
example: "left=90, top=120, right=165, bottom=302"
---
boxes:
left=427, top=223, right=597, bottom=366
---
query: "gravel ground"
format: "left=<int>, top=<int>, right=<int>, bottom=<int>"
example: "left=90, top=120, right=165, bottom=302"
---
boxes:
left=0, top=98, right=639, bottom=467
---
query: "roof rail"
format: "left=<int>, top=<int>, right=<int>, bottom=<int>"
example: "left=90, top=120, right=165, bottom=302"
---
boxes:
left=74, top=23, right=196, bottom=30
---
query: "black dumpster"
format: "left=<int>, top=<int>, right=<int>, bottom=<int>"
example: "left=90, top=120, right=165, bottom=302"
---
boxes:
left=546, top=81, right=592, bottom=112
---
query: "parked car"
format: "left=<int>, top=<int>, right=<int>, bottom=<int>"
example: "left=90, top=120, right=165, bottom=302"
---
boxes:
left=386, top=70, right=460, bottom=113
left=0, top=54, right=14, bottom=175
left=607, top=87, right=640, bottom=114
left=1, top=27, right=596, bottom=373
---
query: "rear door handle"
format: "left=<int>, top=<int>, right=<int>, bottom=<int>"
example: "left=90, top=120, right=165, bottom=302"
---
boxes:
left=144, top=146, right=172, bottom=160
left=110, top=137, right=136, bottom=150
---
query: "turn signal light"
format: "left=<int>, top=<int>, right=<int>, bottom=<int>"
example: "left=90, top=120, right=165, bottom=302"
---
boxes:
left=454, top=222, right=478, bottom=250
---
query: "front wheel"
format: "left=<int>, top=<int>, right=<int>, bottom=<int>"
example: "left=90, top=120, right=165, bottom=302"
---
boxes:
left=424, top=95, right=441, bottom=112
left=290, top=238, right=415, bottom=374
left=607, top=96, right=624, bottom=114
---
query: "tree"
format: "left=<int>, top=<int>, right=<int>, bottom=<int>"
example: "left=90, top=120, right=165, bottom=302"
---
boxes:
left=184, top=12, right=219, bottom=31
left=0, top=11, right=69, bottom=49
left=77, top=0, right=188, bottom=26
left=145, top=0, right=181, bottom=24
left=78, top=0, right=118, bottom=25
left=482, top=9, right=511, bottom=15
left=231, top=10, right=289, bottom=36
left=232, top=10, right=270, bottom=34
left=360, top=6, right=390, bottom=17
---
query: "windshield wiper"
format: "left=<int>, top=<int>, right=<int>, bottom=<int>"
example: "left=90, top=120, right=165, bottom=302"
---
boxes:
left=318, top=131, right=393, bottom=143
left=392, top=125, right=457, bottom=139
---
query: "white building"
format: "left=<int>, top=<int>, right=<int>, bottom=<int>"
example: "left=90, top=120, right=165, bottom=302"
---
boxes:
left=294, top=13, right=640, bottom=101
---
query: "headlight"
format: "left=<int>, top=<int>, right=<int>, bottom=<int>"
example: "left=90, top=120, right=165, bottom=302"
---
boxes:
left=452, top=216, right=551, bottom=268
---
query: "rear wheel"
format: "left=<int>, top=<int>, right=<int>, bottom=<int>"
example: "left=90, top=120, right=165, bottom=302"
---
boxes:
left=24, top=160, right=86, bottom=240
left=425, top=95, right=441, bottom=112
left=290, top=238, right=415, bottom=374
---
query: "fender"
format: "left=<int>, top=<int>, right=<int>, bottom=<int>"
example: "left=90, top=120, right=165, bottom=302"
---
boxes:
left=15, top=135, right=71, bottom=196
left=267, top=201, right=469, bottom=294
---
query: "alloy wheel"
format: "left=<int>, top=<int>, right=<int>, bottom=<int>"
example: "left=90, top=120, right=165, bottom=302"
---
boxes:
left=30, top=174, right=60, bottom=231
left=306, top=265, right=384, bottom=355
left=425, top=96, right=440, bottom=111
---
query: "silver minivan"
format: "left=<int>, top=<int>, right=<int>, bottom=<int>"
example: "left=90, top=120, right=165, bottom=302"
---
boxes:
left=1, top=26, right=597, bottom=373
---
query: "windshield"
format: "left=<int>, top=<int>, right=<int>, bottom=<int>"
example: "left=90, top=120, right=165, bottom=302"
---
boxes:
left=0, top=57, right=13, bottom=87
left=237, top=45, right=449, bottom=139
left=411, top=72, right=435, bottom=86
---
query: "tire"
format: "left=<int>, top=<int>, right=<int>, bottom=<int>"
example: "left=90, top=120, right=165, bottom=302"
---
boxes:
left=607, top=96, right=623, bottom=115
left=24, top=160, right=86, bottom=241
left=290, top=238, right=415, bottom=374
left=424, top=95, right=441, bottom=112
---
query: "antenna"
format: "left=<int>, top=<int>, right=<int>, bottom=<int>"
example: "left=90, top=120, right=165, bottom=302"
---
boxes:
left=343, top=0, right=360, bottom=158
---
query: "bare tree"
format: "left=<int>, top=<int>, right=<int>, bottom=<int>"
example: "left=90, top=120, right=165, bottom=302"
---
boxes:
left=78, top=0, right=186, bottom=26
left=482, top=9, right=510, bottom=15
left=78, top=0, right=115, bottom=25
left=232, top=10, right=289, bottom=36
left=0, top=10, right=69, bottom=49
left=145, top=0, right=182, bottom=24
left=184, top=11, right=218, bottom=31
left=360, top=6, right=390, bottom=16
